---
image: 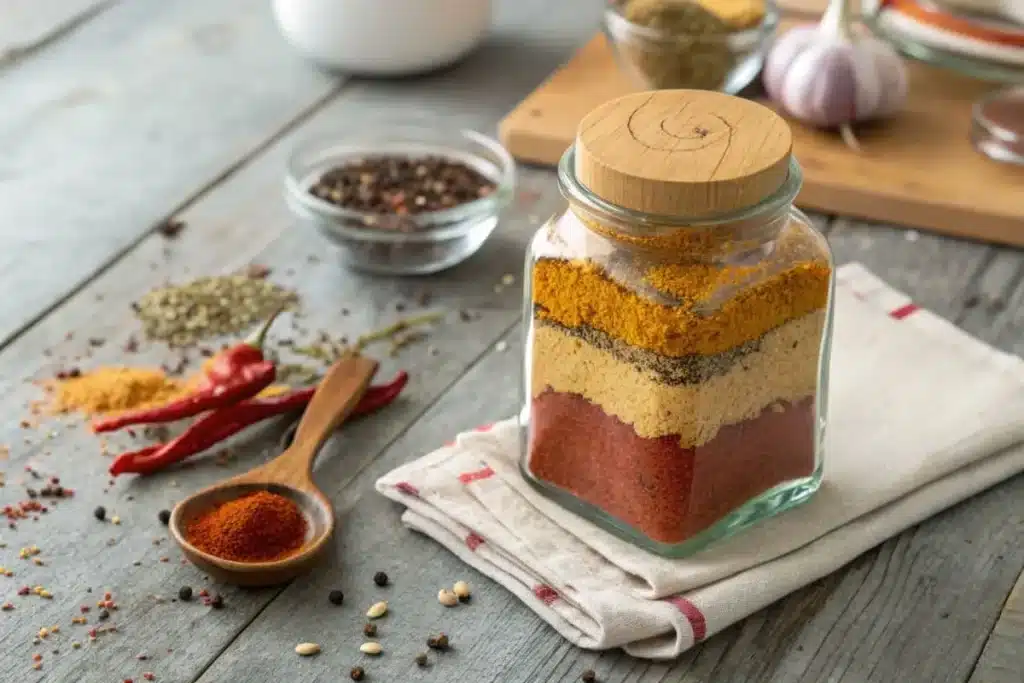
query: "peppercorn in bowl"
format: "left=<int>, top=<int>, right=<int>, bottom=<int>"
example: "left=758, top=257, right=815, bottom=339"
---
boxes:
left=604, top=0, right=778, bottom=94
left=286, top=124, right=516, bottom=275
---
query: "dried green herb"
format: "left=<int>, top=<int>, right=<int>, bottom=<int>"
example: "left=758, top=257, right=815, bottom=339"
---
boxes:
left=617, top=0, right=735, bottom=90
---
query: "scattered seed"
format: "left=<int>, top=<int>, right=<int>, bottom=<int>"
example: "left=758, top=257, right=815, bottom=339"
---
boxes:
left=415, top=652, right=429, bottom=667
left=501, top=274, right=515, bottom=286
left=328, top=589, right=345, bottom=606
left=438, top=589, right=458, bottom=607
left=158, top=510, right=170, bottom=525
left=350, top=667, right=365, bottom=681
left=157, top=218, right=186, bottom=238
left=359, top=642, right=382, bottom=656
left=363, top=623, right=377, bottom=637
left=209, top=594, right=224, bottom=609
left=177, top=586, right=193, bottom=602
left=581, top=669, right=597, bottom=683
left=494, top=341, right=508, bottom=353
left=295, top=642, right=321, bottom=656
left=373, top=571, right=389, bottom=587
left=453, top=581, right=471, bottom=601
left=366, top=601, right=387, bottom=619
left=111, top=515, right=121, bottom=525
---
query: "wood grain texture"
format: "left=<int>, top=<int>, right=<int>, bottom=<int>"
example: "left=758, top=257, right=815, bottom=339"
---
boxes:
left=0, top=0, right=344, bottom=347
left=969, top=570, right=1024, bottom=683
left=498, top=31, right=1024, bottom=246
left=0, top=0, right=113, bottom=63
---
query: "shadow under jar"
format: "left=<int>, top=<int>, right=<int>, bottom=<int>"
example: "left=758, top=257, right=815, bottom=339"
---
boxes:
left=520, top=90, right=835, bottom=558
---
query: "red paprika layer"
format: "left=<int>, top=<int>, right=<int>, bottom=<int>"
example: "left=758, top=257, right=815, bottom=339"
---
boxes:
left=527, top=390, right=816, bottom=545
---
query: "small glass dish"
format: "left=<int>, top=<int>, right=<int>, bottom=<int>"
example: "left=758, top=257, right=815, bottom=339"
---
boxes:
left=603, top=0, right=778, bottom=94
left=971, top=86, right=1024, bottom=167
left=285, top=124, right=516, bottom=276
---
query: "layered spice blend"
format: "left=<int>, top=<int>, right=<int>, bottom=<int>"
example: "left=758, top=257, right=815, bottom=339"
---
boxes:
left=525, top=216, right=831, bottom=545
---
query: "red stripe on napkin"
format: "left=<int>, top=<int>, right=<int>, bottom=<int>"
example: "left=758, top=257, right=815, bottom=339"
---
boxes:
left=890, top=303, right=920, bottom=320
left=394, top=482, right=419, bottom=497
left=665, top=596, right=707, bottom=642
left=466, top=532, right=485, bottom=551
left=458, top=466, right=496, bottom=484
left=474, top=423, right=494, bottom=432
left=533, top=584, right=559, bottom=605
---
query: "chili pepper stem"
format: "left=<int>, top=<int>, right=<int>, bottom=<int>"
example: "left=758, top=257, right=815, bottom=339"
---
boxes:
left=245, top=306, right=286, bottom=351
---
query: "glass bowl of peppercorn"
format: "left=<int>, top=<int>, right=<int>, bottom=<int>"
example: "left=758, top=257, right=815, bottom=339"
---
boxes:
left=285, top=124, right=516, bottom=275
left=604, top=0, right=778, bottom=95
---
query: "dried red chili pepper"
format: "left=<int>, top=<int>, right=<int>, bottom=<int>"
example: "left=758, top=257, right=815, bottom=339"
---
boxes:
left=92, top=311, right=284, bottom=434
left=108, top=371, right=408, bottom=476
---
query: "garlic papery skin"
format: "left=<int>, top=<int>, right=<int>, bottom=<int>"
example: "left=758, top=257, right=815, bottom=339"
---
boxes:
left=763, top=0, right=908, bottom=149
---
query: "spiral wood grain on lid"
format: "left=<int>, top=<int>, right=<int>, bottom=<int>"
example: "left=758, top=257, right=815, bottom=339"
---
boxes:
left=574, top=90, right=793, bottom=218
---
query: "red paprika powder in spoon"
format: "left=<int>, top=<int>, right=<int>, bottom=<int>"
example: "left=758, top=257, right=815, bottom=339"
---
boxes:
left=185, top=490, right=306, bottom=563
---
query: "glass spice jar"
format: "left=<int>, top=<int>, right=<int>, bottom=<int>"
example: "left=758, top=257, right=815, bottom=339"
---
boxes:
left=520, top=90, right=834, bottom=558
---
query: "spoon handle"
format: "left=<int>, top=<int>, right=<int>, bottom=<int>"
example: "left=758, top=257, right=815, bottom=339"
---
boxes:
left=263, top=353, right=379, bottom=486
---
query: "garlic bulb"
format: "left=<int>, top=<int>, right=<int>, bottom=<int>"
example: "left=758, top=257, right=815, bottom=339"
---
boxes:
left=763, top=0, right=908, bottom=150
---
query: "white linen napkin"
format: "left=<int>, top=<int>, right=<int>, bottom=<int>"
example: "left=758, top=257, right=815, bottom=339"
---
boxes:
left=375, top=263, right=1024, bottom=659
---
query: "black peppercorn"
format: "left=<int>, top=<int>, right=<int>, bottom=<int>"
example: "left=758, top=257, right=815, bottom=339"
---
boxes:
left=98, top=609, right=110, bottom=621
left=157, top=509, right=170, bottom=525
left=427, top=633, right=449, bottom=651
left=581, top=670, right=597, bottom=683
left=415, top=652, right=429, bottom=667
left=209, top=594, right=224, bottom=609
left=177, top=586, right=193, bottom=602
left=373, top=571, right=388, bottom=587
left=350, top=666, right=365, bottom=681
left=93, top=506, right=106, bottom=521
left=363, top=623, right=377, bottom=637
left=328, top=590, right=344, bottom=606
left=26, top=488, right=38, bottom=498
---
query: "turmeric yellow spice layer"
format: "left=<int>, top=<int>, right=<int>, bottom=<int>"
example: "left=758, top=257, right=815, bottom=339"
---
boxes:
left=532, top=258, right=831, bottom=358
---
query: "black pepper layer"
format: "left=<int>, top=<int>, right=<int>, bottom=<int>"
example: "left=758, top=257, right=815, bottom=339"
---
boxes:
left=531, top=315, right=818, bottom=386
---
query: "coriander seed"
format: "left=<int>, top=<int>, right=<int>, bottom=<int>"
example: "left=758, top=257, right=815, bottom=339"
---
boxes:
left=363, top=623, right=377, bottom=637
left=415, top=652, right=429, bottom=667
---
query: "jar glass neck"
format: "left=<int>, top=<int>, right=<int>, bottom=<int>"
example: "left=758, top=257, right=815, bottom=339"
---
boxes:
left=558, top=146, right=803, bottom=263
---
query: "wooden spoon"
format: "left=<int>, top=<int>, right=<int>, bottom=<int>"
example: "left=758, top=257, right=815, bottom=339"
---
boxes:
left=169, top=353, right=379, bottom=587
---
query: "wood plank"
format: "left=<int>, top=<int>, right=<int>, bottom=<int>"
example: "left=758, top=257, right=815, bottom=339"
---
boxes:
left=969, top=570, right=1024, bottom=683
left=0, top=0, right=345, bottom=347
left=497, top=32, right=1024, bottom=247
left=0, top=0, right=583, bottom=680
left=0, top=0, right=113, bottom=63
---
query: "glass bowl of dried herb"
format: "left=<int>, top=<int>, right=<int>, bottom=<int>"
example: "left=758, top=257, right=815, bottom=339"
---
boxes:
left=285, top=124, right=516, bottom=275
left=604, top=0, right=778, bottom=95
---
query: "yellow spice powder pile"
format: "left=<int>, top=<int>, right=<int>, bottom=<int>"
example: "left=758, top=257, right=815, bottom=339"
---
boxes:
left=46, top=367, right=188, bottom=416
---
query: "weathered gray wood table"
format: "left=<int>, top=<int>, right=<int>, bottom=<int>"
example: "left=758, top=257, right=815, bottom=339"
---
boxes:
left=0, top=1, right=1021, bottom=681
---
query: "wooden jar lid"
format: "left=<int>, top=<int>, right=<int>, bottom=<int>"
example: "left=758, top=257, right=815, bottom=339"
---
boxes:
left=574, top=90, right=793, bottom=218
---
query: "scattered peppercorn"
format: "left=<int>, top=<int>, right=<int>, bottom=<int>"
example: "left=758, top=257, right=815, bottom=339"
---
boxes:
left=427, top=633, right=450, bottom=651
left=415, top=652, right=429, bottom=667
left=209, top=594, right=224, bottom=609
left=581, top=670, right=597, bottom=683
left=328, top=590, right=345, bottom=606
left=363, top=623, right=377, bottom=638
left=98, top=610, right=110, bottom=621
left=373, top=571, right=389, bottom=587
left=93, top=506, right=106, bottom=521
left=157, top=510, right=170, bottom=525
left=177, top=586, right=193, bottom=602
left=350, top=666, right=365, bottom=681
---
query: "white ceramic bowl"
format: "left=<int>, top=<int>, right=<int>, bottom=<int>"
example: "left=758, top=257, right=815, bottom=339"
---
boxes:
left=272, top=0, right=493, bottom=76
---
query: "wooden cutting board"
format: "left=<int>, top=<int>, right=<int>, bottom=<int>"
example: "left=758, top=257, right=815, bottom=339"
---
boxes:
left=498, top=30, right=1024, bottom=246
